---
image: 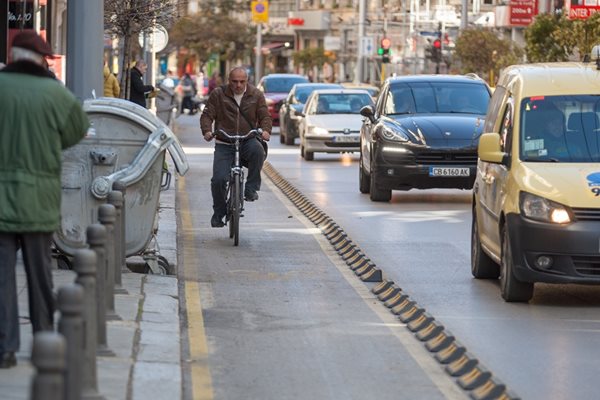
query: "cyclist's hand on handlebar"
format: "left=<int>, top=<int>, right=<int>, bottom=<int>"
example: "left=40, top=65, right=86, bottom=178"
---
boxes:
left=260, top=130, right=271, bottom=142
left=203, top=131, right=214, bottom=142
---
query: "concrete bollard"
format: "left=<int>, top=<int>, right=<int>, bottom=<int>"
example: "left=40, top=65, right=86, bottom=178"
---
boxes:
left=86, top=224, right=114, bottom=356
left=73, top=249, right=104, bottom=400
left=98, top=204, right=119, bottom=321
left=112, top=180, right=128, bottom=274
left=30, top=331, right=66, bottom=400
left=107, top=190, right=127, bottom=294
left=57, top=284, right=84, bottom=400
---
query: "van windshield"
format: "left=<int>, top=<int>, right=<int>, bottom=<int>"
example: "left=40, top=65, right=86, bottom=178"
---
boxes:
left=520, top=95, right=600, bottom=162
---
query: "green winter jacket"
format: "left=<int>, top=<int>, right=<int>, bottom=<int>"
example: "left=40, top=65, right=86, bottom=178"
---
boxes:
left=0, top=61, right=89, bottom=233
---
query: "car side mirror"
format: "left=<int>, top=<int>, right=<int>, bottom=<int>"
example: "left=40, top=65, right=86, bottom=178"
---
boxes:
left=478, top=133, right=506, bottom=164
left=360, top=105, right=376, bottom=123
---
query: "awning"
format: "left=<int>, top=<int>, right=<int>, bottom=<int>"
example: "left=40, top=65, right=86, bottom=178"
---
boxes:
left=260, top=42, right=288, bottom=54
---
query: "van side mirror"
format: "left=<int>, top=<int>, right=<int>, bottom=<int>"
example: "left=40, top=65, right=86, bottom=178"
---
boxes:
left=478, top=133, right=506, bottom=164
left=360, top=105, right=376, bottom=123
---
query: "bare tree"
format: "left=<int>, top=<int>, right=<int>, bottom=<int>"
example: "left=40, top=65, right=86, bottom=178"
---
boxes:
left=104, top=0, right=183, bottom=98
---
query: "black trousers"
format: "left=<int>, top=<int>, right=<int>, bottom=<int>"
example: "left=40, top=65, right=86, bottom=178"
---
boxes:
left=0, top=232, right=54, bottom=353
left=211, top=139, right=264, bottom=218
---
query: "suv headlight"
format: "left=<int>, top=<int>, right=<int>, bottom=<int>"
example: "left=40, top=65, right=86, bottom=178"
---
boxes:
left=519, top=192, right=572, bottom=224
left=379, top=125, right=409, bottom=142
left=308, top=126, right=329, bottom=135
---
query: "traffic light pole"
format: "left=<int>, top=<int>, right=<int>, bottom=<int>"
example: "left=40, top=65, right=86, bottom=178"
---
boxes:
left=355, top=0, right=366, bottom=83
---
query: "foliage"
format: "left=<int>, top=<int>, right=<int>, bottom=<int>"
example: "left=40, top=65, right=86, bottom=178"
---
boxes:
left=292, top=47, right=334, bottom=70
left=454, top=29, right=523, bottom=83
left=524, top=12, right=600, bottom=62
left=169, top=13, right=255, bottom=71
left=524, top=13, right=573, bottom=62
left=104, top=0, right=179, bottom=98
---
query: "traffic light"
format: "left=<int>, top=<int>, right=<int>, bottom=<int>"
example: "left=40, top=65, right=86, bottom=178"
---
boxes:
left=380, top=37, right=391, bottom=64
left=432, top=39, right=442, bottom=63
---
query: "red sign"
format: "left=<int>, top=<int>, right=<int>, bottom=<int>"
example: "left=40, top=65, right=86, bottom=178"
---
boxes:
left=510, top=0, right=538, bottom=26
left=568, top=5, right=600, bottom=19
left=287, top=18, right=304, bottom=26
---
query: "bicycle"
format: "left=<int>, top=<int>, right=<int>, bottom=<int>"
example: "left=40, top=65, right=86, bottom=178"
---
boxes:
left=213, top=128, right=262, bottom=246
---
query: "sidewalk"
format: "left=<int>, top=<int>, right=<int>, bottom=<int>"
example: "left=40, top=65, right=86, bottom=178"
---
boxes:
left=0, top=165, right=182, bottom=400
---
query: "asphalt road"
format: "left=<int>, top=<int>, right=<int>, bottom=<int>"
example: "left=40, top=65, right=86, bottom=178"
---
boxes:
left=174, top=115, right=469, bottom=400
left=266, top=131, right=600, bottom=400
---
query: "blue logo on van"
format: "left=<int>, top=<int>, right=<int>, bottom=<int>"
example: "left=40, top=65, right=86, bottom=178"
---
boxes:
left=587, top=172, right=600, bottom=187
left=586, top=172, right=600, bottom=196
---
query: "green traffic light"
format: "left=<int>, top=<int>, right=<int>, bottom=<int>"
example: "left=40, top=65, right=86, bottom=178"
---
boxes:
left=377, top=47, right=384, bottom=55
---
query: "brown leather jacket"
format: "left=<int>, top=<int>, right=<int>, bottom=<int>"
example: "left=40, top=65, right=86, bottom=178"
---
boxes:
left=200, top=84, right=272, bottom=138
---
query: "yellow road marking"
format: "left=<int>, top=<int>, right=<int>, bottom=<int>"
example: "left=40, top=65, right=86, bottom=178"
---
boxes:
left=179, top=176, right=214, bottom=400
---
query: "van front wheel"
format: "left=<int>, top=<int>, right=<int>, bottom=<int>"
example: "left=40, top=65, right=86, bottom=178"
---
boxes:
left=471, top=209, right=499, bottom=279
left=500, top=226, right=534, bottom=302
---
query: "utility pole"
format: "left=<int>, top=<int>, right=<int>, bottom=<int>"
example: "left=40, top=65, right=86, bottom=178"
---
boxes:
left=255, top=23, right=262, bottom=85
left=66, top=1, right=103, bottom=100
left=355, top=0, right=366, bottom=83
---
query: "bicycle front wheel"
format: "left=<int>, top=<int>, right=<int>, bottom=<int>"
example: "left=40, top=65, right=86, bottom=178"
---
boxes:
left=230, top=174, right=241, bottom=246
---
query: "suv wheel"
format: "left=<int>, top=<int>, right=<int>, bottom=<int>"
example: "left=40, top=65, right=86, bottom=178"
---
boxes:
left=500, top=226, right=534, bottom=302
left=369, top=160, right=391, bottom=202
left=471, top=208, right=499, bottom=278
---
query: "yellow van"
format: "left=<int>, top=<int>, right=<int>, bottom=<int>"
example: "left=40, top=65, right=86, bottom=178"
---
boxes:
left=472, top=62, right=600, bottom=302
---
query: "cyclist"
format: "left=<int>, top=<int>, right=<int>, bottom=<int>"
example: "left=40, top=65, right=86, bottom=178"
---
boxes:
left=201, top=66, right=272, bottom=228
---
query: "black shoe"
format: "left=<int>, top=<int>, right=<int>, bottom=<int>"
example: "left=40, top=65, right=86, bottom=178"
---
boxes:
left=211, top=214, right=225, bottom=228
left=244, top=190, right=259, bottom=202
left=0, top=352, right=16, bottom=368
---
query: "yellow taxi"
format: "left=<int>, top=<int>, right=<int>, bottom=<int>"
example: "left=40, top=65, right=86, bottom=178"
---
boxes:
left=472, top=62, right=600, bottom=302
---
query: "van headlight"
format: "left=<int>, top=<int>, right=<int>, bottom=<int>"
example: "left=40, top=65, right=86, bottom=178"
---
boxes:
left=519, top=192, right=572, bottom=224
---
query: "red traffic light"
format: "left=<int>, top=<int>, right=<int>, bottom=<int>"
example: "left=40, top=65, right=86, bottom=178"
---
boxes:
left=380, top=37, right=392, bottom=50
left=433, top=39, right=441, bottom=49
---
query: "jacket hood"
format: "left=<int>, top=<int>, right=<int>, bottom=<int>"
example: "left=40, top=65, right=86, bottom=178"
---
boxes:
left=103, top=65, right=110, bottom=78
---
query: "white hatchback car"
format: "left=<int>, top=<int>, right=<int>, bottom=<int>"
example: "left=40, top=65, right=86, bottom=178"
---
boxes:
left=298, top=89, right=374, bottom=161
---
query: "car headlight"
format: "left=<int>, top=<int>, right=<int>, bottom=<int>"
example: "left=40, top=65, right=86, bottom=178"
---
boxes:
left=379, top=125, right=409, bottom=142
left=519, top=192, right=572, bottom=224
left=308, top=126, right=329, bottom=135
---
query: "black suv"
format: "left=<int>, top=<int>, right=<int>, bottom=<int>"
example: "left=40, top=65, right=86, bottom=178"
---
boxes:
left=359, top=74, right=491, bottom=202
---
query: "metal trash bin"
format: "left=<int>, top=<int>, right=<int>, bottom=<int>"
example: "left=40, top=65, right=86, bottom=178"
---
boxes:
left=155, top=82, right=177, bottom=126
left=55, top=98, right=188, bottom=273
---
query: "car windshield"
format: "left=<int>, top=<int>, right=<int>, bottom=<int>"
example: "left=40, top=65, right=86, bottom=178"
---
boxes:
left=315, top=93, right=374, bottom=114
left=520, top=95, right=600, bottom=163
left=385, top=82, right=490, bottom=115
left=295, top=85, right=340, bottom=104
left=264, top=77, right=308, bottom=93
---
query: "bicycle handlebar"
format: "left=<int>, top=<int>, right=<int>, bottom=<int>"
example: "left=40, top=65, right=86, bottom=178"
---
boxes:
left=212, top=128, right=263, bottom=141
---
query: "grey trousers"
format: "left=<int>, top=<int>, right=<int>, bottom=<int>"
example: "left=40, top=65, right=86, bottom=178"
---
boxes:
left=0, top=232, right=54, bottom=353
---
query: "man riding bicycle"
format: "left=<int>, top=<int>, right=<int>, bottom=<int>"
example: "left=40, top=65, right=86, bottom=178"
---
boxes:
left=201, top=67, right=272, bottom=228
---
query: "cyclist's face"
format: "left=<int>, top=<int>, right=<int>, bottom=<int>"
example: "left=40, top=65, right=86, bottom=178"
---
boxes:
left=229, top=70, right=247, bottom=95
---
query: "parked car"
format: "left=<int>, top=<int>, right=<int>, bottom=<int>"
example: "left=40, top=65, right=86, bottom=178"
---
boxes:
left=472, top=62, right=600, bottom=302
left=341, top=82, right=380, bottom=101
left=257, top=73, right=309, bottom=126
left=279, top=83, right=342, bottom=145
left=297, top=89, right=374, bottom=161
left=359, top=74, right=491, bottom=202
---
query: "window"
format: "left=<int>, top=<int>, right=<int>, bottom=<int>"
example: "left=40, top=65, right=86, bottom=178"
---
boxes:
left=498, top=99, right=513, bottom=154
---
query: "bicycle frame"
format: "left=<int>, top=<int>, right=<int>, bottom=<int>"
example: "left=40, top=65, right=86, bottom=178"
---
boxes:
left=214, top=128, right=261, bottom=245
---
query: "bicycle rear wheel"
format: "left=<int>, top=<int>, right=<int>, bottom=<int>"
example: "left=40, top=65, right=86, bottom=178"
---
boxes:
left=230, top=174, right=241, bottom=246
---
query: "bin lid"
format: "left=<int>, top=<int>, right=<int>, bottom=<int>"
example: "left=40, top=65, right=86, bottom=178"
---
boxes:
left=84, top=98, right=188, bottom=176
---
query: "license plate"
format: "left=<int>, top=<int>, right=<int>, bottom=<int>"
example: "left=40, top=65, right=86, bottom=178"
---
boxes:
left=429, top=167, right=470, bottom=177
left=333, top=136, right=359, bottom=143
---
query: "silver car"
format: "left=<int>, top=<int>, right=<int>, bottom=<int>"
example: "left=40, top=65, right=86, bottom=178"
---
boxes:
left=298, top=89, right=374, bottom=161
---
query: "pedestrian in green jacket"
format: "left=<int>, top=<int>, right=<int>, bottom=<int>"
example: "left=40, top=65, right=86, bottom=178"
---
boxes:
left=0, top=31, right=89, bottom=369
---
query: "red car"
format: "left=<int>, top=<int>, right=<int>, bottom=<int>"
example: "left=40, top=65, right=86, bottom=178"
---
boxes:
left=257, top=74, right=308, bottom=126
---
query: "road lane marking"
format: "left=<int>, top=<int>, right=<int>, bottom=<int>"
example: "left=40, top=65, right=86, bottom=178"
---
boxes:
left=264, top=176, right=470, bottom=400
left=179, top=176, right=214, bottom=400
